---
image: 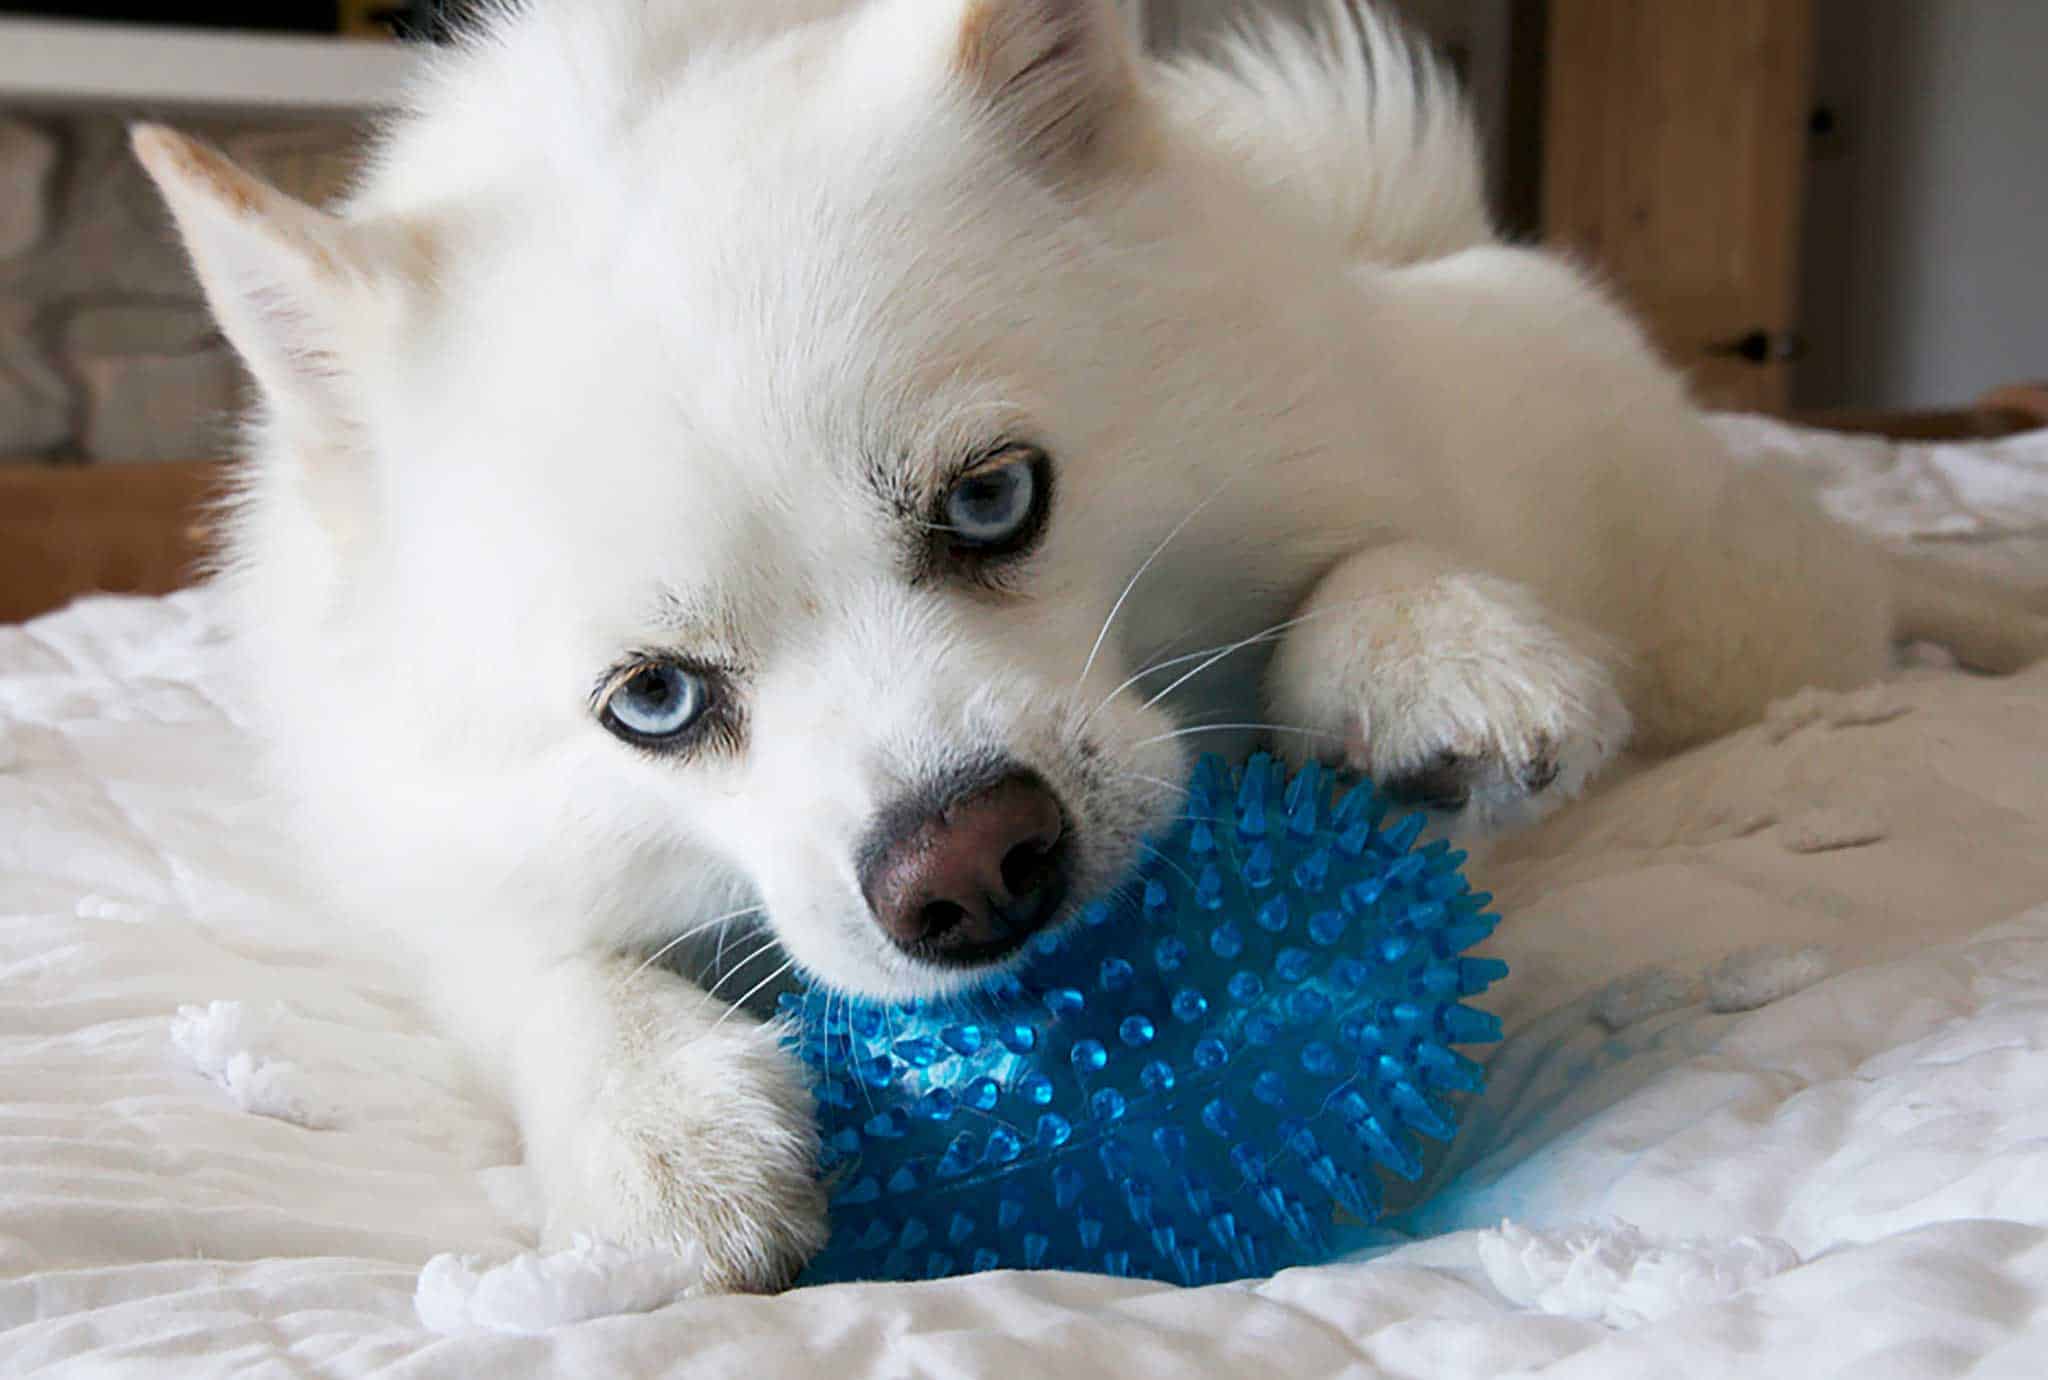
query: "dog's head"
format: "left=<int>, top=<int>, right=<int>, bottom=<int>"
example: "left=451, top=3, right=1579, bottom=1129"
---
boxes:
left=139, top=0, right=1329, bottom=998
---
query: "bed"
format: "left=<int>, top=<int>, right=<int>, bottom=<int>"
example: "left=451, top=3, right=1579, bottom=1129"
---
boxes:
left=2, top=397, right=2046, bottom=1377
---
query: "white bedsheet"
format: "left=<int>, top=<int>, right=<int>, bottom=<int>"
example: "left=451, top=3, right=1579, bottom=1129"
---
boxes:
left=3, top=421, right=2047, bottom=1377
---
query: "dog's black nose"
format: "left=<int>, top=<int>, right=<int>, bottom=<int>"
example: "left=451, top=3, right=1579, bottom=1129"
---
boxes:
left=859, top=766, right=1071, bottom=965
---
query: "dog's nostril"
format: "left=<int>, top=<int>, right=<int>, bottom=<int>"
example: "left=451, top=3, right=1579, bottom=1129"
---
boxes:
left=1000, top=838, right=1057, bottom=900
left=919, top=899, right=970, bottom=940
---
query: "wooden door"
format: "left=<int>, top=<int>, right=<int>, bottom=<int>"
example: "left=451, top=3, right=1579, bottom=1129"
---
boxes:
left=1543, top=0, right=1816, bottom=412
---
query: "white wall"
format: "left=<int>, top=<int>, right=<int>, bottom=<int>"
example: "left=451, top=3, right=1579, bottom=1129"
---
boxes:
left=1798, top=0, right=2048, bottom=410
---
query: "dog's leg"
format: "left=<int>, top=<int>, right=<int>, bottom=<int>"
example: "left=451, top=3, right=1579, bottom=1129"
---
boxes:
left=453, top=947, right=825, bottom=1293
left=1266, top=541, right=1632, bottom=835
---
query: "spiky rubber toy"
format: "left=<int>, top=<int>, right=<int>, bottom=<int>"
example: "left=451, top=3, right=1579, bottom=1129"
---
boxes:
left=781, top=754, right=1506, bottom=1287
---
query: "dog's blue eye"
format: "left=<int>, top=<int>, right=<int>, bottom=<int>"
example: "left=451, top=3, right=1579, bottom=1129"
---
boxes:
left=603, top=662, right=709, bottom=743
left=945, top=451, right=1044, bottom=549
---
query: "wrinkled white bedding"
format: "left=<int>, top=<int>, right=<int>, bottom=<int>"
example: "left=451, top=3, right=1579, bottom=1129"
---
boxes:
left=2, top=421, right=2046, bottom=1377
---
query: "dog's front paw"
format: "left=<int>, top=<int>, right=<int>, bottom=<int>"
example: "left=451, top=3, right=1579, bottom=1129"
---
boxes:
left=1268, top=561, right=1631, bottom=836
left=541, top=1014, right=827, bottom=1293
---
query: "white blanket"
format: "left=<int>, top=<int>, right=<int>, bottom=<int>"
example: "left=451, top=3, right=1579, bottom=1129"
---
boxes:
left=3, top=421, right=2046, bottom=1377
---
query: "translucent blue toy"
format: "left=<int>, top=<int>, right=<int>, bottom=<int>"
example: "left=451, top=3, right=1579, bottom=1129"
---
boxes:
left=781, top=754, right=1506, bottom=1287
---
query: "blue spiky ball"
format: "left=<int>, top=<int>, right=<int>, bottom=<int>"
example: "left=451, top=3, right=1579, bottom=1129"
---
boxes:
left=781, top=754, right=1506, bottom=1287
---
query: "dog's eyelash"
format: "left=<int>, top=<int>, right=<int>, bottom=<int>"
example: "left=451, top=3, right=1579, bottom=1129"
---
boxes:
left=591, top=648, right=742, bottom=696
left=590, top=652, right=675, bottom=710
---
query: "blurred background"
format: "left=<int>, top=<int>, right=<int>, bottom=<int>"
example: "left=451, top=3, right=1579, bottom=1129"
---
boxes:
left=0, top=0, right=2043, bottom=469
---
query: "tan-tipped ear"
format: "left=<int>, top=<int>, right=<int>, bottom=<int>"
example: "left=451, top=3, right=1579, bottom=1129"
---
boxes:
left=950, top=0, right=1142, bottom=175
left=132, top=124, right=384, bottom=429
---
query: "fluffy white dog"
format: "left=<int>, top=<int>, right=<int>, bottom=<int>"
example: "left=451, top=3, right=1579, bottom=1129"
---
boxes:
left=136, top=0, right=2045, bottom=1290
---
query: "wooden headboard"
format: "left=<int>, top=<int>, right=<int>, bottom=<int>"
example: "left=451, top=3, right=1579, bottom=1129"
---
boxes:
left=1796, top=381, right=2048, bottom=442
left=0, top=461, right=226, bottom=625
left=2, top=383, right=2045, bottom=624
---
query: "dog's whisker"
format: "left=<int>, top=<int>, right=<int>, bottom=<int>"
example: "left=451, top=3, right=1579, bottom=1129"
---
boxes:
left=712, top=912, right=736, bottom=979
left=1075, top=474, right=1242, bottom=697
left=699, top=957, right=800, bottom=1041
left=1134, top=611, right=1329, bottom=717
left=1082, top=627, right=1300, bottom=731
left=1133, top=594, right=1408, bottom=721
left=699, top=934, right=784, bottom=1006
left=1133, top=722, right=1341, bottom=750
left=854, top=989, right=881, bottom=1116
left=817, top=987, right=835, bottom=1097
left=1137, top=838, right=1201, bottom=890
left=1118, top=770, right=1192, bottom=797
left=615, top=904, right=767, bottom=991
left=1089, top=594, right=1396, bottom=732
left=1084, top=639, right=1263, bottom=731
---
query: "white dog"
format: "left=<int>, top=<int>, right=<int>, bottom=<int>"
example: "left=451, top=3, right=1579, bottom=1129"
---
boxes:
left=136, top=0, right=2046, bottom=1290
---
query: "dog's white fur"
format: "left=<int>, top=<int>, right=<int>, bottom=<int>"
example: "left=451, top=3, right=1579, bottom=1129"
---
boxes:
left=136, top=0, right=2048, bottom=1290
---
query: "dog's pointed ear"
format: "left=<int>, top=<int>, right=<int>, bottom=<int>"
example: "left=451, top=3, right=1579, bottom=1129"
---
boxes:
left=946, top=0, right=1144, bottom=175
left=131, top=124, right=410, bottom=433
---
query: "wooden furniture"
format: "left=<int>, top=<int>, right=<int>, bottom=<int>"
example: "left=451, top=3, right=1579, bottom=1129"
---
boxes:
left=0, top=462, right=224, bottom=624
left=1543, top=0, right=1818, bottom=413
left=1797, top=382, right=2048, bottom=442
